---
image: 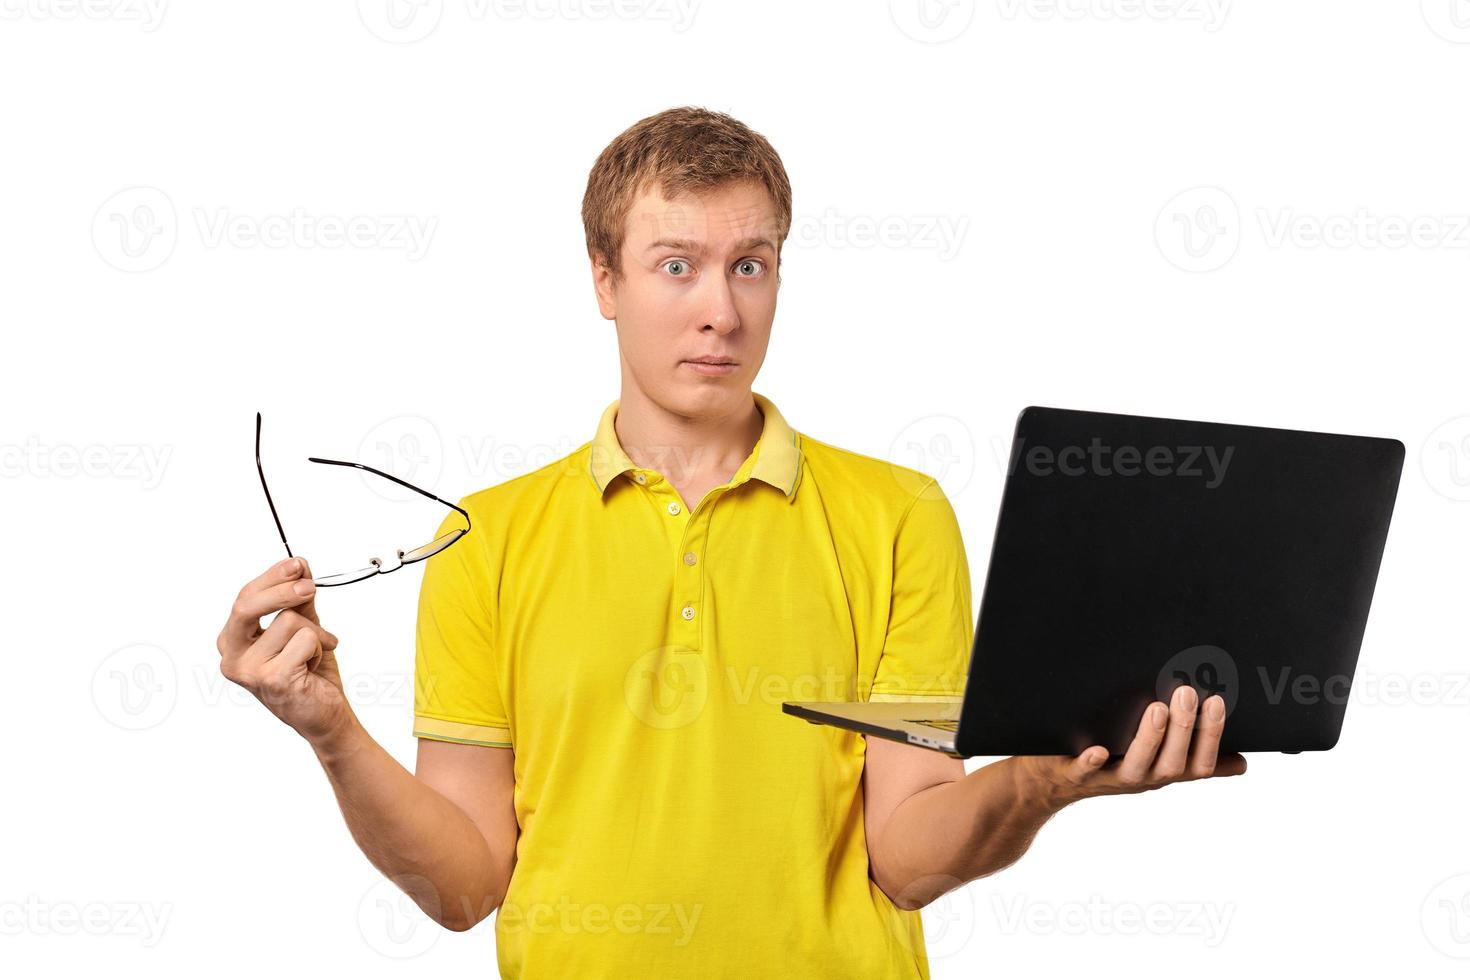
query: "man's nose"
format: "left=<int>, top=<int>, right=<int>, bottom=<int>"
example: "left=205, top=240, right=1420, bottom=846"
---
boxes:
left=696, top=272, right=740, bottom=333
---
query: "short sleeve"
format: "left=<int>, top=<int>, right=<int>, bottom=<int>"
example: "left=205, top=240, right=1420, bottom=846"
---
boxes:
left=868, top=478, right=974, bottom=702
left=412, top=504, right=512, bottom=748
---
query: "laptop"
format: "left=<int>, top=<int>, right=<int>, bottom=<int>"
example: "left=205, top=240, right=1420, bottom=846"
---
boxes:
left=782, top=406, right=1405, bottom=758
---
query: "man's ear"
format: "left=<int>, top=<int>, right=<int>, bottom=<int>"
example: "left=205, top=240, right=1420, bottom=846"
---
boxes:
left=590, top=254, right=618, bottom=321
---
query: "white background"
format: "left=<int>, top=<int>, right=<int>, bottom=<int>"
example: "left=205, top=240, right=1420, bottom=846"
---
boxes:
left=3, top=1, right=1468, bottom=976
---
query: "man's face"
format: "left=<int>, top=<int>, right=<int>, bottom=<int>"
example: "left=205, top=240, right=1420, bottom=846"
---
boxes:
left=593, top=179, right=781, bottom=419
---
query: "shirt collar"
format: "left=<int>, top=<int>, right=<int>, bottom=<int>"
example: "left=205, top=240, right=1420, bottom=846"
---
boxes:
left=588, top=391, right=803, bottom=501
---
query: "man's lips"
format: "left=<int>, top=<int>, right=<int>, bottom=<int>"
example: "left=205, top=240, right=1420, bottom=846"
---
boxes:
left=683, top=358, right=739, bottom=375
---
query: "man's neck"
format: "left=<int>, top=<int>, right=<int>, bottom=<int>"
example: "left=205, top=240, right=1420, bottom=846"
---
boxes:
left=613, top=386, right=765, bottom=500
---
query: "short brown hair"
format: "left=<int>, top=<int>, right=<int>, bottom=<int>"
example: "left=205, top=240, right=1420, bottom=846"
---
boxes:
left=581, top=106, right=793, bottom=281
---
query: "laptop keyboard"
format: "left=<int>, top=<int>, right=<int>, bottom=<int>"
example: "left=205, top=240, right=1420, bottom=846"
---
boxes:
left=908, top=718, right=959, bottom=732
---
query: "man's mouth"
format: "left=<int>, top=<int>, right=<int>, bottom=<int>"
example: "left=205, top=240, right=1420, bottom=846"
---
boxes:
left=683, top=357, right=739, bottom=376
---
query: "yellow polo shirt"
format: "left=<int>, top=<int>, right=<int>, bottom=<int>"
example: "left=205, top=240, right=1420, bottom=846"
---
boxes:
left=413, top=391, right=973, bottom=979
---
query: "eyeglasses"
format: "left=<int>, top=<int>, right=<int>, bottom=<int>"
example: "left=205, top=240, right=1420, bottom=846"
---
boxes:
left=255, top=413, right=471, bottom=587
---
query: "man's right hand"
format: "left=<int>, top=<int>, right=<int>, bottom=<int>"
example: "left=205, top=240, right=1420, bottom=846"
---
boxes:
left=1014, top=684, right=1247, bottom=811
left=217, top=556, right=355, bottom=746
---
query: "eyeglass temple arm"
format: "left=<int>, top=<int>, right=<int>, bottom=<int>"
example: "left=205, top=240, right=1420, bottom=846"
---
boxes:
left=305, top=456, right=472, bottom=529
left=256, top=413, right=295, bottom=557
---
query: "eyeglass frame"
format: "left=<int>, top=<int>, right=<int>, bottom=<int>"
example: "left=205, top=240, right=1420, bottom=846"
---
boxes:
left=255, top=412, right=472, bottom=587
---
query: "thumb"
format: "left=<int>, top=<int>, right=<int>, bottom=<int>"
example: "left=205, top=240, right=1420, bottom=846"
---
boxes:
left=292, top=557, right=323, bottom=624
left=1060, top=746, right=1110, bottom=787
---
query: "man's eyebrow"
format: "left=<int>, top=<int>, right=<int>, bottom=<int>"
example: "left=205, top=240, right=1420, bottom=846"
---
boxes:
left=644, top=236, right=777, bottom=254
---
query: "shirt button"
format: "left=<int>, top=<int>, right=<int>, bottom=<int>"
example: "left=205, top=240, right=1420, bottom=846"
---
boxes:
left=667, top=502, right=681, bottom=515
left=683, top=552, right=697, bottom=566
left=635, top=473, right=646, bottom=484
left=681, top=605, right=695, bottom=621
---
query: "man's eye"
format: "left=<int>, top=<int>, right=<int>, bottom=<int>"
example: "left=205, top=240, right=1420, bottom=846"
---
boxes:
left=735, top=259, right=764, bottom=277
left=664, top=259, right=691, bottom=277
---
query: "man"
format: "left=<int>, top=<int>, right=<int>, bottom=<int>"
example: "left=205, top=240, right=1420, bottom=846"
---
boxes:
left=217, top=106, right=1245, bottom=979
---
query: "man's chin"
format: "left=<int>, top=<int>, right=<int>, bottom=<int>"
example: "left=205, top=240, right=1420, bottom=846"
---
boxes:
left=654, top=379, right=751, bottom=417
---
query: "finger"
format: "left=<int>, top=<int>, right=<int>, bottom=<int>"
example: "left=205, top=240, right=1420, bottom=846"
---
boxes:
left=237, top=609, right=319, bottom=676
left=1213, top=752, right=1248, bottom=777
left=265, top=607, right=338, bottom=653
left=1114, top=700, right=1170, bottom=785
left=262, top=557, right=325, bottom=652
left=242, top=556, right=308, bottom=596
left=1185, top=694, right=1227, bottom=778
left=219, top=559, right=305, bottom=655
left=1150, top=685, right=1200, bottom=781
left=291, top=556, right=323, bottom=625
left=241, top=556, right=323, bottom=626
left=274, top=625, right=322, bottom=675
left=224, top=577, right=319, bottom=649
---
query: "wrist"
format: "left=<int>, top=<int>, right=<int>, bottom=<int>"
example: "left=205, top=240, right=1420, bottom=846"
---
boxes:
left=306, top=709, right=366, bottom=765
left=1008, top=755, right=1081, bottom=814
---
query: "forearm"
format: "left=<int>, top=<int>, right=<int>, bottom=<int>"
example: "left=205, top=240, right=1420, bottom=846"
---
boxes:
left=309, top=718, right=510, bottom=931
left=870, top=756, right=1065, bottom=910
